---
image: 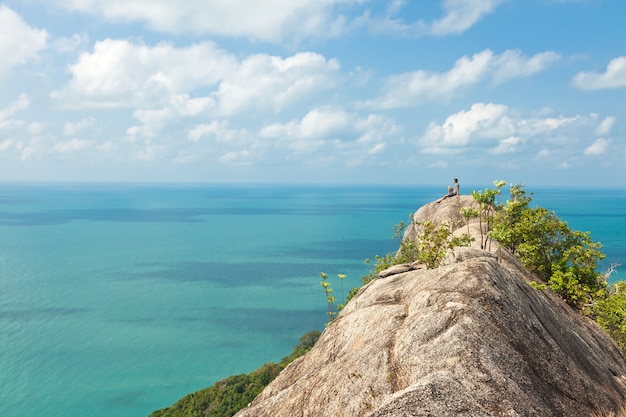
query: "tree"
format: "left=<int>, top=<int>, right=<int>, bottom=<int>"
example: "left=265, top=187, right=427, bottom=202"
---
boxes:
left=485, top=182, right=606, bottom=310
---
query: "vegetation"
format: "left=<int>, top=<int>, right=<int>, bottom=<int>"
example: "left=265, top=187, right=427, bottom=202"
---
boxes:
left=149, top=330, right=321, bottom=417
left=415, top=220, right=472, bottom=269
left=356, top=180, right=625, bottom=349
left=591, top=269, right=626, bottom=349
left=478, top=181, right=625, bottom=348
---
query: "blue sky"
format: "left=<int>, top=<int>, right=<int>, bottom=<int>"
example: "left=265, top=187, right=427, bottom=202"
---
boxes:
left=0, top=0, right=625, bottom=186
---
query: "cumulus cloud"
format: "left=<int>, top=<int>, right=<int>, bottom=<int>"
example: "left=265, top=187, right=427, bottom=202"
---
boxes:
left=54, top=0, right=357, bottom=43
left=490, top=50, right=561, bottom=84
left=52, top=39, right=340, bottom=121
left=215, top=52, right=340, bottom=117
left=420, top=102, right=603, bottom=157
left=430, top=0, right=502, bottom=36
left=584, top=138, right=610, bottom=156
left=0, top=6, right=48, bottom=74
left=594, top=116, right=616, bottom=136
left=362, top=49, right=560, bottom=109
left=52, top=39, right=237, bottom=108
left=259, top=106, right=399, bottom=157
left=421, top=103, right=512, bottom=149
left=491, top=136, right=522, bottom=154
left=573, top=57, right=626, bottom=90
left=129, top=95, right=216, bottom=138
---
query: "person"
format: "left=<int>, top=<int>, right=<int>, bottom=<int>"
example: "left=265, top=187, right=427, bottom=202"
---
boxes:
left=437, top=178, right=459, bottom=203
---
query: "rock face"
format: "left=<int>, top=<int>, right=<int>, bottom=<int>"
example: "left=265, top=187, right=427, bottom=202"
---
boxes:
left=234, top=199, right=626, bottom=417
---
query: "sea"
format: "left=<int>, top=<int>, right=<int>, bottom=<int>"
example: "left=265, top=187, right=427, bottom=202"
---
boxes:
left=0, top=183, right=624, bottom=417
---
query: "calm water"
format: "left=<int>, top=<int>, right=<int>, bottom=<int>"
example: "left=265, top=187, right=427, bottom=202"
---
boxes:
left=0, top=184, right=624, bottom=417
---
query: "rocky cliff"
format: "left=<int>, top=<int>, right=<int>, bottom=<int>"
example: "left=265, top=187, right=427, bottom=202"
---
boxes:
left=234, top=197, right=626, bottom=417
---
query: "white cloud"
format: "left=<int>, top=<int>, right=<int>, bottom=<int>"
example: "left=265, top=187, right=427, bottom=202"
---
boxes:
left=584, top=138, right=610, bottom=156
left=490, top=50, right=561, bottom=84
left=52, top=39, right=237, bottom=108
left=259, top=107, right=400, bottom=157
left=420, top=103, right=605, bottom=157
left=0, top=139, right=14, bottom=151
left=21, top=146, right=38, bottom=160
left=594, top=116, right=616, bottom=136
left=421, top=103, right=511, bottom=148
left=430, top=0, right=502, bottom=36
left=0, top=94, right=31, bottom=130
left=187, top=120, right=248, bottom=146
left=219, top=149, right=254, bottom=165
left=0, top=6, right=48, bottom=74
left=52, top=39, right=340, bottom=121
left=54, top=0, right=358, bottom=43
left=64, top=116, right=97, bottom=136
left=54, top=138, right=93, bottom=153
left=491, top=136, right=522, bottom=154
left=573, top=56, right=626, bottom=90
left=0, top=94, right=31, bottom=119
left=130, top=94, right=216, bottom=138
left=362, top=49, right=559, bottom=109
left=215, top=52, right=340, bottom=117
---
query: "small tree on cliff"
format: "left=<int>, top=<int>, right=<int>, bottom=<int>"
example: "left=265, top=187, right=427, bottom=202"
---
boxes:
left=485, top=182, right=606, bottom=310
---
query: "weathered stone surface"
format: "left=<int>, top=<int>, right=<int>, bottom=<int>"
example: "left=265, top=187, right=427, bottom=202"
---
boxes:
left=234, top=200, right=626, bottom=417
left=403, top=195, right=480, bottom=243
left=378, top=263, right=422, bottom=278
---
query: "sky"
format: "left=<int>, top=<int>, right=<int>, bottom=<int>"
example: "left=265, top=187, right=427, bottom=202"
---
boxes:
left=0, top=0, right=625, bottom=186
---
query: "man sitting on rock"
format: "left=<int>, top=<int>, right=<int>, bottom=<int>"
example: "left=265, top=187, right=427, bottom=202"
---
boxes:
left=436, top=178, right=459, bottom=203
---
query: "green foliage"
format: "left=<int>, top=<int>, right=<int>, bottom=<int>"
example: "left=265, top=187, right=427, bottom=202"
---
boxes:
left=592, top=278, right=626, bottom=350
left=460, top=206, right=479, bottom=235
left=149, top=330, right=321, bottom=417
left=484, top=182, right=606, bottom=309
left=362, top=217, right=419, bottom=285
left=471, top=181, right=505, bottom=250
left=476, top=180, right=626, bottom=347
left=319, top=272, right=356, bottom=325
left=319, top=272, right=337, bottom=323
left=415, top=221, right=472, bottom=269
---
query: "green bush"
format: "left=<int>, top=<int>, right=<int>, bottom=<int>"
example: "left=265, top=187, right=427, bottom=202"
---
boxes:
left=415, top=221, right=471, bottom=269
left=485, top=183, right=606, bottom=310
left=592, top=280, right=626, bottom=350
left=480, top=181, right=624, bottom=348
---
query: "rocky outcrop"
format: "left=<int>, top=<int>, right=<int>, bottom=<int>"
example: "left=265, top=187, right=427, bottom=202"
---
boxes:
left=402, top=195, right=479, bottom=243
left=234, top=198, right=626, bottom=417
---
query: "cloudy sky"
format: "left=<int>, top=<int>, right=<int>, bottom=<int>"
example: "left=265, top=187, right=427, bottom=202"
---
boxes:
left=1, top=0, right=624, bottom=186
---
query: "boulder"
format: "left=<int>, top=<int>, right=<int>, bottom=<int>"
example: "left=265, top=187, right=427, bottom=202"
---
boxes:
left=234, top=199, right=626, bottom=417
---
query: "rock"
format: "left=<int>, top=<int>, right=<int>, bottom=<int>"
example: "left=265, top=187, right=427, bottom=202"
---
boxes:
left=235, top=255, right=626, bottom=417
left=378, top=263, right=421, bottom=278
left=403, top=195, right=480, bottom=243
left=233, top=198, right=626, bottom=417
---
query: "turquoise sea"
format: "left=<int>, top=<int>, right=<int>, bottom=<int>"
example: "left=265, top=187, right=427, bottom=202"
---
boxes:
left=0, top=184, right=624, bottom=417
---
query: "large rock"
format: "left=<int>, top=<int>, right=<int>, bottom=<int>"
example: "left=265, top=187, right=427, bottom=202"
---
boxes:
left=234, top=200, right=626, bottom=417
left=403, top=195, right=480, bottom=244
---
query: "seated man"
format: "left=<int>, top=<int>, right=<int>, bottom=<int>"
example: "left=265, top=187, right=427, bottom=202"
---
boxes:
left=437, top=178, right=459, bottom=203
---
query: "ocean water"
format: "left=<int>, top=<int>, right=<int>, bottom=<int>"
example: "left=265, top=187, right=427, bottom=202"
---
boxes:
left=0, top=184, right=624, bottom=417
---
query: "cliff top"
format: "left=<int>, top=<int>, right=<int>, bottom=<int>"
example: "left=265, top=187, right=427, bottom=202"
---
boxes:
left=235, top=197, right=626, bottom=417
